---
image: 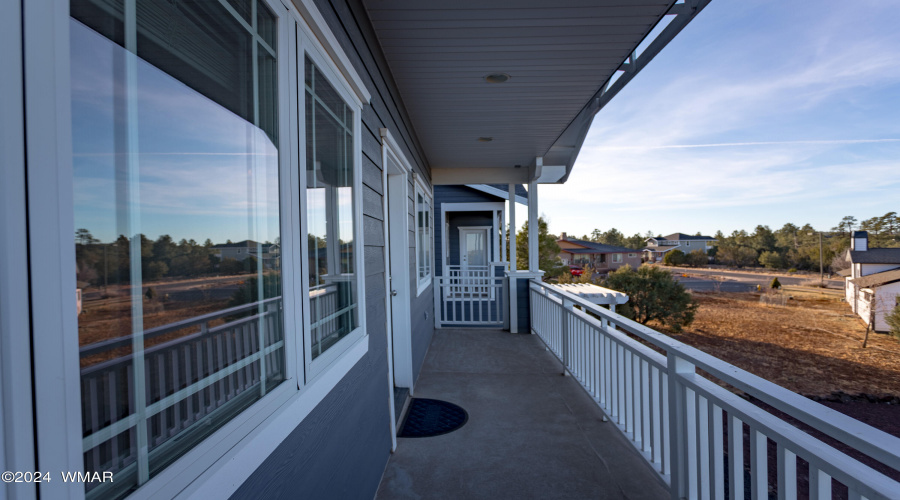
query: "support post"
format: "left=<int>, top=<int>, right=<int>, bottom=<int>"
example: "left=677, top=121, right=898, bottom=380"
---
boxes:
left=508, top=184, right=518, bottom=333
left=508, top=184, right=517, bottom=272
left=560, top=297, right=571, bottom=375
left=527, top=180, right=538, bottom=272
left=499, top=209, right=506, bottom=268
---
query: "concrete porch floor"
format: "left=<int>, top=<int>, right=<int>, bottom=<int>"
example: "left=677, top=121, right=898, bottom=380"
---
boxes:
left=376, top=328, right=669, bottom=500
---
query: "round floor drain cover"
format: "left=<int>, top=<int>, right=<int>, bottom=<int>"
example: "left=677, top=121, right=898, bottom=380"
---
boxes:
left=398, top=398, right=468, bottom=438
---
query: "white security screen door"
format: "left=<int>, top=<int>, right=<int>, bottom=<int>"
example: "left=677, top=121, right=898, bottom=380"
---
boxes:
left=459, top=227, right=489, bottom=272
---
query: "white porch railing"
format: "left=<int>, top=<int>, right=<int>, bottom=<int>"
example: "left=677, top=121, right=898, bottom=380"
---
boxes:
left=435, top=264, right=505, bottom=326
left=529, top=280, right=900, bottom=500
left=79, top=298, right=285, bottom=497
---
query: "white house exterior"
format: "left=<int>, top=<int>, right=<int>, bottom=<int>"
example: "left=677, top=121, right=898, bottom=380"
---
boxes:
left=643, top=233, right=717, bottom=262
left=844, top=231, right=900, bottom=332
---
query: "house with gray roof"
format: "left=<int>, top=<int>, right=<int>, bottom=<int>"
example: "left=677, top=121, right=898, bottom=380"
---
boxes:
left=557, top=233, right=642, bottom=273
left=643, top=232, right=717, bottom=262
left=844, top=231, right=900, bottom=332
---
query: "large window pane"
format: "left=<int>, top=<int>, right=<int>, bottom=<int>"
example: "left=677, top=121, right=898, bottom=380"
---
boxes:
left=305, top=56, right=357, bottom=359
left=70, top=1, right=283, bottom=497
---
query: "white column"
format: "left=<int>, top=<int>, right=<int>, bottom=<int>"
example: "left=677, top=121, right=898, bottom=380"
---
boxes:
left=508, top=184, right=517, bottom=272
left=500, top=209, right=506, bottom=267
left=527, top=180, right=538, bottom=272
left=508, top=184, right=518, bottom=333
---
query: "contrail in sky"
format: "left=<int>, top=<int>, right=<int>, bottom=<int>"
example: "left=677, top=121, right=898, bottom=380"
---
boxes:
left=589, top=138, right=900, bottom=151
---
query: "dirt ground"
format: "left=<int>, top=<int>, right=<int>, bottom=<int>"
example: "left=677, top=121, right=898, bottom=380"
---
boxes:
left=656, top=290, right=900, bottom=397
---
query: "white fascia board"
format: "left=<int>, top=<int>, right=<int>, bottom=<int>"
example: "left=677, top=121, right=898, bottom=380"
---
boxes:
left=533, top=165, right=566, bottom=184
left=465, top=184, right=528, bottom=206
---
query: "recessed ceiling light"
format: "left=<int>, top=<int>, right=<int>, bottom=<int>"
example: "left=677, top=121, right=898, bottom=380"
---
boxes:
left=477, top=137, right=493, bottom=142
left=484, top=73, right=510, bottom=84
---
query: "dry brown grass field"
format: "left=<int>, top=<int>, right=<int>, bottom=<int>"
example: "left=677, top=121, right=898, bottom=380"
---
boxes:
left=654, top=290, right=900, bottom=397
left=77, top=277, right=247, bottom=367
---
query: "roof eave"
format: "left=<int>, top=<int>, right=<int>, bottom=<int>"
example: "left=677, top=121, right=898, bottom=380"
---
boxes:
left=549, top=0, right=713, bottom=185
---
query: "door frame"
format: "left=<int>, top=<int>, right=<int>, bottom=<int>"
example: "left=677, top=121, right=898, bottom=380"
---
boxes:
left=437, top=202, right=505, bottom=278
left=380, top=129, right=413, bottom=451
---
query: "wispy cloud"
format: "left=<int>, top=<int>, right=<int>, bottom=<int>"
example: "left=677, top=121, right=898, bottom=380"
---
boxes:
left=588, top=139, right=900, bottom=151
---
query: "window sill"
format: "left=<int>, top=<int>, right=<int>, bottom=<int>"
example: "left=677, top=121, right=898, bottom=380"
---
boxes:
left=128, top=335, right=369, bottom=500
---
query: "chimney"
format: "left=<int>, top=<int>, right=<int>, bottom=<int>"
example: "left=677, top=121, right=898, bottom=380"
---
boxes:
left=560, top=232, right=567, bottom=241
left=851, top=231, right=868, bottom=251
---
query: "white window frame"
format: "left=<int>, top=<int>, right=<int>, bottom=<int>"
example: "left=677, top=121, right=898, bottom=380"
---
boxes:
left=25, top=0, right=372, bottom=498
left=612, top=253, right=623, bottom=263
left=414, top=179, right=434, bottom=296
left=297, top=13, right=368, bottom=381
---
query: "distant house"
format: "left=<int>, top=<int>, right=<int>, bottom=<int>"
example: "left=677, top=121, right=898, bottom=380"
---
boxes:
left=212, top=240, right=279, bottom=269
left=643, top=233, right=717, bottom=262
left=557, top=233, right=642, bottom=273
left=843, top=231, right=900, bottom=332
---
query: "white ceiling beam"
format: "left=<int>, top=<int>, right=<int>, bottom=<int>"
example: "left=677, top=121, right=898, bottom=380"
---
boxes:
left=432, top=167, right=531, bottom=185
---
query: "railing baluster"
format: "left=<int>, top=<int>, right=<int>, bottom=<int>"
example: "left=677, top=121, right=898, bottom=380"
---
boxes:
left=650, top=365, right=660, bottom=467
left=185, top=341, right=194, bottom=423
left=171, top=350, right=181, bottom=435
left=809, top=466, right=831, bottom=500
left=560, top=298, right=570, bottom=373
left=625, top=351, right=633, bottom=435
left=776, top=443, right=796, bottom=500
left=710, top=403, right=724, bottom=500
left=697, top=395, right=710, bottom=500
left=641, top=359, right=651, bottom=453
left=729, top=415, right=745, bottom=500
left=750, top=428, right=767, bottom=500
left=108, top=370, right=119, bottom=468
left=661, top=370, right=670, bottom=477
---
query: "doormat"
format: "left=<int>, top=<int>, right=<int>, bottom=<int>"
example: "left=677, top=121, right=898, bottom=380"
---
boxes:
left=398, top=398, right=468, bottom=438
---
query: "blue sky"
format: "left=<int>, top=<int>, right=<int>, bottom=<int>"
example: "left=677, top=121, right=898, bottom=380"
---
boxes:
left=540, top=0, right=900, bottom=238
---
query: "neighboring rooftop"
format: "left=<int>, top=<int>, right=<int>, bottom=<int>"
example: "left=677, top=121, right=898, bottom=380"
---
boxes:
left=652, top=233, right=717, bottom=241
left=559, top=237, right=638, bottom=253
left=851, top=268, right=900, bottom=288
left=212, top=240, right=268, bottom=248
left=849, top=248, right=900, bottom=264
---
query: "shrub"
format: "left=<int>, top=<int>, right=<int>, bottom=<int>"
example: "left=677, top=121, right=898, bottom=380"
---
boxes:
left=685, top=250, right=708, bottom=268
left=770, top=277, right=781, bottom=290
left=759, top=250, right=785, bottom=270
left=663, top=249, right=685, bottom=266
left=886, top=303, right=900, bottom=339
left=603, top=264, right=698, bottom=331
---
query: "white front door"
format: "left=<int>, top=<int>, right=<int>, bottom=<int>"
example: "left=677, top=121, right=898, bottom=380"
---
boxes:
left=459, top=227, right=489, bottom=273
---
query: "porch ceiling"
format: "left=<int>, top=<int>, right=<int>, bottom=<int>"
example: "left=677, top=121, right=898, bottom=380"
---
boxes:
left=363, top=0, right=702, bottom=184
